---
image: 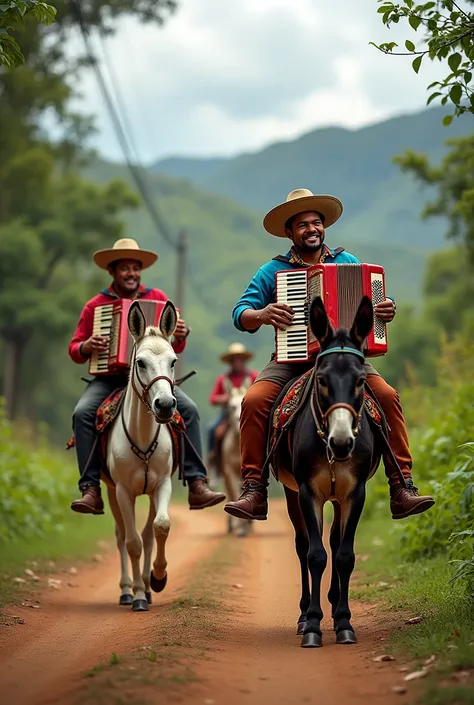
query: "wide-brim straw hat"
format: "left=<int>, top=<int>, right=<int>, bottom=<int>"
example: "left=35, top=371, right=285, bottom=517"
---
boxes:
left=263, top=188, right=343, bottom=238
left=220, top=343, right=254, bottom=363
left=93, top=238, right=159, bottom=270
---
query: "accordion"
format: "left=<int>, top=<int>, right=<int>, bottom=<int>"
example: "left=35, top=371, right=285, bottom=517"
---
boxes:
left=89, top=300, right=174, bottom=375
left=275, top=263, right=387, bottom=363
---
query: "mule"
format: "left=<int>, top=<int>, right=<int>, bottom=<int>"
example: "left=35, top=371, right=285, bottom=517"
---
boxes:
left=222, top=387, right=253, bottom=537
left=103, top=300, right=179, bottom=612
left=272, top=295, right=381, bottom=647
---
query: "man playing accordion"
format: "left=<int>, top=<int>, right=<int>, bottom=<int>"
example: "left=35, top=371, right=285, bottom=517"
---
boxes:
left=224, top=189, right=434, bottom=522
left=68, top=238, right=225, bottom=515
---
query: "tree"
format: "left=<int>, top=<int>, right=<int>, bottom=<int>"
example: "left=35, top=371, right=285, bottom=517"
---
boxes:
left=394, top=134, right=474, bottom=259
left=0, top=0, right=56, bottom=67
left=372, top=0, right=474, bottom=122
left=0, top=174, right=138, bottom=419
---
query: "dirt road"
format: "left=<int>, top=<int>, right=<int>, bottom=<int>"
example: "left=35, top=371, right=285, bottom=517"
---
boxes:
left=0, top=500, right=412, bottom=705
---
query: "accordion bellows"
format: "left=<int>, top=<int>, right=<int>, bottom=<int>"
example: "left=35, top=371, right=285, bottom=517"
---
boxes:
left=275, top=263, right=388, bottom=363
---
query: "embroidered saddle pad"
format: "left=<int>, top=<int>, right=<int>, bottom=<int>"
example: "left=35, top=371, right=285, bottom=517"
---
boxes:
left=66, top=388, right=186, bottom=475
left=270, top=370, right=383, bottom=450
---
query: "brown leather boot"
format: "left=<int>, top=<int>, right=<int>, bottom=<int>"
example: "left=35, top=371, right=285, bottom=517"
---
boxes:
left=390, top=481, right=435, bottom=520
left=188, top=478, right=226, bottom=510
left=224, top=482, right=268, bottom=521
left=71, top=483, right=104, bottom=515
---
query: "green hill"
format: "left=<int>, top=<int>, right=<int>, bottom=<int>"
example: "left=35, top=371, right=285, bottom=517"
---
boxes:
left=151, top=106, right=473, bottom=251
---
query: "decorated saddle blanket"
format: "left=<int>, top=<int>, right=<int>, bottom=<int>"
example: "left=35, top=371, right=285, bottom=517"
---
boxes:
left=270, top=370, right=384, bottom=451
left=66, top=388, right=186, bottom=475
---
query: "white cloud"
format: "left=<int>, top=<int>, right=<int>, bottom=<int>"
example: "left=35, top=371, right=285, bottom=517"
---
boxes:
left=73, top=0, right=447, bottom=162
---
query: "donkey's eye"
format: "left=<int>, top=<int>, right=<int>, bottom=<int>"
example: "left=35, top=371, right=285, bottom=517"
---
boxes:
left=171, top=359, right=177, bottom=368
left=355, top=377, right=365, bottom=389
left=317, top=377, right=328, bottom=388
left=137, top=359, right=146, bottom=370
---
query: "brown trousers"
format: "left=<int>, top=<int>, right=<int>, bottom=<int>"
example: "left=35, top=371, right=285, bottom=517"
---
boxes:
left=240, top=358, right=412, bottom=488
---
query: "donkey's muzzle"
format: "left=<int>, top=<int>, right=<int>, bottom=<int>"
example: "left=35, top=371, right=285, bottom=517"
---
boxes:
left=328, top=435, right=355, bottom=461
left=153, top=397, right=177, bottom=423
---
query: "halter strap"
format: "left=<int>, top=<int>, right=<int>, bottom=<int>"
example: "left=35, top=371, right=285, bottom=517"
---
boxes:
left=317, top=347, right=365, bottom=362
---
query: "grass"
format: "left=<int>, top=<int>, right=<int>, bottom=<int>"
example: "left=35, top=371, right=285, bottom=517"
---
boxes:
left=354, top=512, right=474, bottom=704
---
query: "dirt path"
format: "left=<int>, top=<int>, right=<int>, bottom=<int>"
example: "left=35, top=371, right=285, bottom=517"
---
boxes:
left=0, top=500, right=412, bottom=705
left=0, top=505, right=225, bottom=705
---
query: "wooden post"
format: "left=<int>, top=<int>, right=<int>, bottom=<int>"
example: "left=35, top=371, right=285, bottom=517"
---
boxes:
left=175, top=230, right=187, bottom=378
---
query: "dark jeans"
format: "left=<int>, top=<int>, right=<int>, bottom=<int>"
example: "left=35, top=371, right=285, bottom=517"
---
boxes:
left=73, top=376, right=207, bottom=489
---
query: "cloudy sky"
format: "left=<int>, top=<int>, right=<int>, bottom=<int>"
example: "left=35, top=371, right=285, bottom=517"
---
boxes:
left=75, top=0, right=447, bottom=164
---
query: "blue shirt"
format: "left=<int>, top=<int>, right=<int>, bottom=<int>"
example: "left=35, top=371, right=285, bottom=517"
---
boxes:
left=233, top=247, right=360, bottom=332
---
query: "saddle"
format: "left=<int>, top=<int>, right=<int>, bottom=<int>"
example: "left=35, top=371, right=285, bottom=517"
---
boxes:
left=268, top=370, right=386, bottom=486
left=66, top=388, right=186, bottom=482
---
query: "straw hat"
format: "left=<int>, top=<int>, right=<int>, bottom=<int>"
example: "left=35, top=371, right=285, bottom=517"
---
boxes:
left=263, top=188, right=343, bottom=238
left=220, top=343, right=254, bottom=363
left=93, top=238, right=158, bottom=270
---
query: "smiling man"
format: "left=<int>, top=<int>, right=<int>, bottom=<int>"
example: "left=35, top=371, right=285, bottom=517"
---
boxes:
left=224, top=189, right=434, bottom=522
left=68, top=238, right=225, bottom=515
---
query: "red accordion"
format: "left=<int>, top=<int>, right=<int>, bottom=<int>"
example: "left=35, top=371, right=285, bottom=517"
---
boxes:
left=275, top=263, right=388, bottom=363
left=89, top=300, right=174, bottom=375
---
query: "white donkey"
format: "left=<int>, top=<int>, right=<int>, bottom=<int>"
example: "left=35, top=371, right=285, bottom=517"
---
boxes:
left=221, top=387, right=252, bottom=538
left=104, top=300, right=179, bottom=612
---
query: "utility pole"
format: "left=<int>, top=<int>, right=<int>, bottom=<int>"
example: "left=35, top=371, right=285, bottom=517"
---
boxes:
left=175, top=229, right=188, bottom=378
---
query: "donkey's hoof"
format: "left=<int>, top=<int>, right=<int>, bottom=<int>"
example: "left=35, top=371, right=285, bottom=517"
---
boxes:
left=132, top=599, right=149, bottom=612
left=336, top=629, right=357, bottom=645
left=301, top=632, right=322, bottom=648
left=145, top=591, right=152, bottom=605
left=150, top=571, right=168, bottom=593
left=297, top=620, right=307, bottom=635
left=119, top=594, right=133, bottom=606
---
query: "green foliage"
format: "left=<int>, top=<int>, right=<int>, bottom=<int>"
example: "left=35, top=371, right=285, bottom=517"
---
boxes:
left=0, top=1, right=56, bottom=67
left=0, top=401, right=78, bottom=543
left=394, top=135, right=474, bottom=262
left=372, top=0, right=474, bottom=120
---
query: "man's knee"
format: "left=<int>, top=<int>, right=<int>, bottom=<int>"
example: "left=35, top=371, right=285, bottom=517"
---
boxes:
left=176, top=392, right=199, bottom=421
left=242, top=381, right=282, bottom=417
left=368, top=375, right=397, bottom=406
left=73, top=397, right=96, bottom=425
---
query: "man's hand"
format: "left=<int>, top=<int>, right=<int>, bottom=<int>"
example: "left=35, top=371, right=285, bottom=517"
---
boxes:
left=81, top=335, right=108, bottom=356
left=174, top=319, right=189, bottom=340
left=257, top=303, right=294, bottom=331
left=374, top=298, right=396, bottom=322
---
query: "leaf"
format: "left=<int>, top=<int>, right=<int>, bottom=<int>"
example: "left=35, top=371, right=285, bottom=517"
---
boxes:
left=405, top=40, right=415, bottom=52
left=427, top=91, right=442, bottom=105
left=448, top=53, right=462, bottom=73
left=450, top=84, right=463, bottom=105
left=409, top=15, right=422, bottom=30
left=443, top=114, right=453, bottom=126
left=404, top=670, right=428, bottom=682
left=412, top=55, right=423, bottom=74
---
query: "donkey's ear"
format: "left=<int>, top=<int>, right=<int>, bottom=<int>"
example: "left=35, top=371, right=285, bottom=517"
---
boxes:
left=309, top=296, right=334, bottom=347
left=350, top=296, right=374, bottom=348
left=128, top=301, right=147, bottom=341
left=159, top=301, right=178, bottom=341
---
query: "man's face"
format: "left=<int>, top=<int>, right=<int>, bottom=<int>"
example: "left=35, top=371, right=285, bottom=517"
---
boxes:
left=230, top=356, right=247, bottom=374
left=109, top=259, right=142, bottom=295
left=285, top=211, right=325, bottom=253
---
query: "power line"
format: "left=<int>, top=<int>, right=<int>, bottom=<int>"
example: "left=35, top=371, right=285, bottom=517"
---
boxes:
left=69, top=0, right=177, bottom=251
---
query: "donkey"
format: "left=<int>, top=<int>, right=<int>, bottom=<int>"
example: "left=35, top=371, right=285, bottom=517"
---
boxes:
left=274, top=295, right=381, bottom=647
left=104, top=300, right=179, bottom=612
left=222, top=387, right=253, bottom=537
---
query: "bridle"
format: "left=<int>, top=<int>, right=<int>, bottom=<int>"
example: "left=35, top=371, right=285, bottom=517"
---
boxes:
left=120, top=340, right=176, bottom=493
left=130, top=342, right=175, bottom=412
left=310, top=346, right=366, bottom=465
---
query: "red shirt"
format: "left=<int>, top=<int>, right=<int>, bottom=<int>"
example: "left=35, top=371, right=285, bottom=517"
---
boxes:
left=69, top=285, right=186, bottom=366
left=209, top=370, right=258, bottom=405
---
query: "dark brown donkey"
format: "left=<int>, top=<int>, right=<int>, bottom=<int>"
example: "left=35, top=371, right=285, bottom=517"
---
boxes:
left=271, top=295, right=382, bottom=648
